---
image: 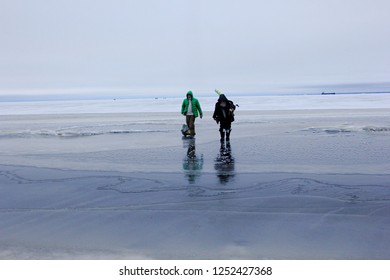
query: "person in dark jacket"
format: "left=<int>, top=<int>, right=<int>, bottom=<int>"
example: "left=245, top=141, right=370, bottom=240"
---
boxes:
left=181, top=91, right=203, bottom=136
left=213, top=94, right=236, bottom=141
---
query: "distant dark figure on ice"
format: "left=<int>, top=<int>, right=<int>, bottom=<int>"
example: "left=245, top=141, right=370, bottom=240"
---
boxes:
left=181, top=91, right=203, bottom=137
left=213, top=93, right=236, bottom=142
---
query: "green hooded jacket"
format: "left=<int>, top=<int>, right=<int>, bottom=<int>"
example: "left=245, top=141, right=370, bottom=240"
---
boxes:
left=181, top=91, right=203, bottom=118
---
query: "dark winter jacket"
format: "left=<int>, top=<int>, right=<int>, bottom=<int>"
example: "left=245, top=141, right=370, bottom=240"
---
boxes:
left=213, top=94, right=236, bottom=123
left=181, top=91, right=203, bottom=118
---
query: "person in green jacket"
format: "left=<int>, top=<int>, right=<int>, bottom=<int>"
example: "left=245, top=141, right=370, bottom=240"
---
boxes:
left=181, top=91, right=203, bottom=136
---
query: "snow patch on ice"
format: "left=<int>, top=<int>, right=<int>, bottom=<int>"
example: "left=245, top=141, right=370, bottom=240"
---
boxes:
left=303, top=125, right=390, bottom=135
left=363, top=126, right=390, bottom=132
left=0, top=127, right=174, bottom=139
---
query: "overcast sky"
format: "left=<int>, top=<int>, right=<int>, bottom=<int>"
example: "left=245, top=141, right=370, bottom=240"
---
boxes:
left=1, top=0, right=389, bottom=98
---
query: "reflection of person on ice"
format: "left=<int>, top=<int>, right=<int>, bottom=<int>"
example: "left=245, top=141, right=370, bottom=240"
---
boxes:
left=181, top=91, right=203, bottom=136
left=182, top=138, right=204, bottom=184
left=215, top=140, right=235, bottom=184
left=213, top=93, right=236, bottom=142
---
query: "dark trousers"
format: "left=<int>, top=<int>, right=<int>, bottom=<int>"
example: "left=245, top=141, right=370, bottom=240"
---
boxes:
left=186, top=115, right=196, bottom=135
left=219, top=120, right=232, bottom=130
left=219, top=121, right=232, bottom=140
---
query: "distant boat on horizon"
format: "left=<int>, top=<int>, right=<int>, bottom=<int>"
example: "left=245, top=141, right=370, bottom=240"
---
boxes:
left=321, top=92, right=336, bottom=95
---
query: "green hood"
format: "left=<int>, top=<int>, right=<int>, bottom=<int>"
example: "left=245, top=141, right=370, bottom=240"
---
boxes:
left=186, top=91, right=194, bottom=98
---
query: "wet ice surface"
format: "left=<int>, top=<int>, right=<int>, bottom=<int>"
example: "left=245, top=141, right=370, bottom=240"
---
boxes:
left=0, top=95, right=390, bottom=259
left=1, top=165, right=389, bottom=259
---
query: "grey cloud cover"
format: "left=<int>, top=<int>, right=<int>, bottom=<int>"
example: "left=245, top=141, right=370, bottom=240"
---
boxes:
left=1, top=0, right=389, bottom=97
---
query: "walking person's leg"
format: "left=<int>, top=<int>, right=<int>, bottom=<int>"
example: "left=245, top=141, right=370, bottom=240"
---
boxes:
left=220, top=120, right=232, bottom=141
left=187, top=115, right=196, bottom=135
left=225, top=121, right=232, bottom=141
left=186, top=115, right=191, bottom=133
left=219, top=127, right=225, bottom=141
